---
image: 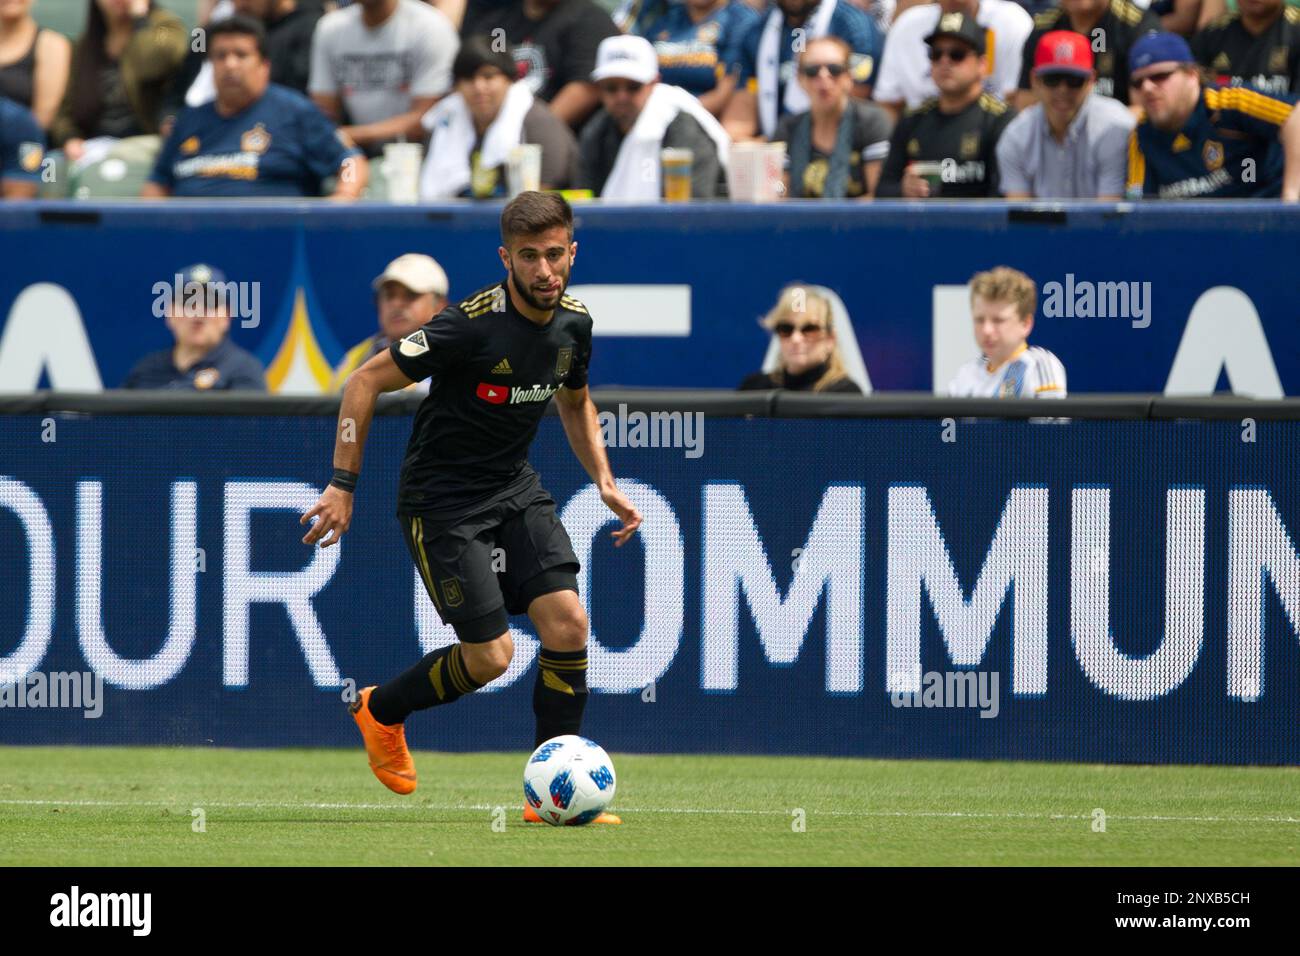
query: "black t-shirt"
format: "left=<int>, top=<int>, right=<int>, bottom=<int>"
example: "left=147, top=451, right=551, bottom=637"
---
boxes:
left=461, top=0, right=619, bottom=104
left=1192, top=8, right=1300, bottom=97
left=876, top=93, right=1014, bottom=198
left=773, top=98, right=894, bottom=198
left=1018, top=1, right=1158, bottom=104
left=577, top=108, right=724, bottom=196
left=738, top=362, right=862, bottom=393
left=389, top=281, right=594, bottom=518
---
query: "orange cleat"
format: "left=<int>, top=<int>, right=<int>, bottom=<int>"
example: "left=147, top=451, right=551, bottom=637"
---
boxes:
left=523, top=805, right=622, bottom=825
left=349, top=686, right=417, bottom=795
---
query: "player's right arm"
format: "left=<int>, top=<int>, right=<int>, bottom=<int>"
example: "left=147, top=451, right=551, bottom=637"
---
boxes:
left=300, top=348, right=415, bottom=548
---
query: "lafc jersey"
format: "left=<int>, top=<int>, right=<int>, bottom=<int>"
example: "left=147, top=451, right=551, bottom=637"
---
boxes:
left=1192, top=7, right=1300, bottom=97
left=1127, top=84, right=1296, bottom=198
left=877, top=92, right=1014, bottom=197
left=1018, top=0, right=1158, bottom=103
left=948, top=344, right=1067, bottom=398
left=389, top=281, right=593, bottom=518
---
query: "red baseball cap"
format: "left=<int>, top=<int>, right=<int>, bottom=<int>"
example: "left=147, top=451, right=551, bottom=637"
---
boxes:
left=1033, top=31, right=1094, bottom=77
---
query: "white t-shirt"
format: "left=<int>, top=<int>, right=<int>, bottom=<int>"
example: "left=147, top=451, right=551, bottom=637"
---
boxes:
left=309, top=0, right=458, bottom=127
left=872, top=0, right=1032, bottom=109
left=948, top=344, right=1067, bottom=398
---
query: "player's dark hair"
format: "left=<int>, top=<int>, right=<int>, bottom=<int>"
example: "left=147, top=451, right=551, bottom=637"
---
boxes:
left=500, top=192, right=573, bottom=248
left=206, top=14, right=269, bottom=60
left=454, top=35, right=517, bottom=83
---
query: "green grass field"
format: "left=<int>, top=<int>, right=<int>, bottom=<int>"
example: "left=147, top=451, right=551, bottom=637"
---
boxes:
left=0, top=746, right=1296, bottom=866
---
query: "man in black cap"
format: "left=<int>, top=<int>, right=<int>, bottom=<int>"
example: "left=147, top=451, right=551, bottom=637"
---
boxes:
left=123, top=264, right=267, bottom=390
left=877, top=11, right=1015, bottom=198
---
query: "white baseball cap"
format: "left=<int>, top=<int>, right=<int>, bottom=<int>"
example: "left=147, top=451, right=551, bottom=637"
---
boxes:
left=371, top=253, right=449, bottom=296
left=591, top=35, right=659, bottom=85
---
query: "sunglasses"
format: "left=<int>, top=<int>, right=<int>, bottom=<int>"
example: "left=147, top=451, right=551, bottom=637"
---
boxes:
left=599, top=80, right=644, bottom=95
left=927, top=46, right=971, bottom=63
left=800, top=62, right=849, bottom=79
left=1133, top=68, right=1178, bottom=90
left=1040, top=73, right=1087, bottom=89
left=775, top=322, right=828, bottom=338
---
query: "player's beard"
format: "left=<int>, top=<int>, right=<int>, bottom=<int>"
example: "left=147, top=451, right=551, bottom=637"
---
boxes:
left=511, top=268, right=567, bottom=312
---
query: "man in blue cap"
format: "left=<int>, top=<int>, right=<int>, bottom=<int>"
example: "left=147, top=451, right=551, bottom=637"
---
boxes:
left=1126, top=30, right=1300, bottom=199
left=123, top=264, right=268, bottom=390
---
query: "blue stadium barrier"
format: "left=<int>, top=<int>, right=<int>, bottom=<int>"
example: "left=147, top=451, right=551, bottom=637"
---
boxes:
left=1, top=392, right=1298, bottom=764
left=1, top=201, right=1298, bottom=395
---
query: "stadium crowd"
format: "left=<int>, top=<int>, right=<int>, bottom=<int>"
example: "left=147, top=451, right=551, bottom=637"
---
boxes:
left=2, top=0, right=1298, bottom=199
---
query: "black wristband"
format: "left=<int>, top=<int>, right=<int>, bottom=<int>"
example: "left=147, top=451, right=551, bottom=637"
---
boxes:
left=329, top=468, right=358, bottom=493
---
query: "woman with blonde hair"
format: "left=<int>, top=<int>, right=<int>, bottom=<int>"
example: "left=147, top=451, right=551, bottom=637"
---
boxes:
left=737, top=284, right=863, bottom=393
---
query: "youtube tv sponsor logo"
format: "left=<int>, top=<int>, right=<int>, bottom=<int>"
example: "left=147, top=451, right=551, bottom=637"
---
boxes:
left=475, top=383, right=559, bottom=405
left=476, top=382, right=508, bottom=404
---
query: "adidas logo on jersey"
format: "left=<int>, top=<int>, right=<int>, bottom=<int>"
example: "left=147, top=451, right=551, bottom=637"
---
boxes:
left=491, top=358, right=513, bottom=375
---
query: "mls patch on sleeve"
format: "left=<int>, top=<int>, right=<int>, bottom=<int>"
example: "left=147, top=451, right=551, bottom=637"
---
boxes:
left=399, top=329, right=429, bottom=356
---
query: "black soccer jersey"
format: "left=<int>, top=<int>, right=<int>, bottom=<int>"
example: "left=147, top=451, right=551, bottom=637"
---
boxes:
left=1192, top=8, right=1300, bottom=97
left=876, top=92, right=1014, bottom=198
left=1018, top=0, right=1159, bottom=103
left=389, top=281, right=593, bottom=519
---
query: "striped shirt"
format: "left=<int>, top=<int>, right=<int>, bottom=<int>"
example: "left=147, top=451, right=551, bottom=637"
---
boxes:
left=948, top=344, right=1068, bottom=398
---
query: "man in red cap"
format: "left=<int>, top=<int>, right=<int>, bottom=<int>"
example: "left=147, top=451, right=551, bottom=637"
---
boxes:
left=997, top=30, right=1136, bottom=198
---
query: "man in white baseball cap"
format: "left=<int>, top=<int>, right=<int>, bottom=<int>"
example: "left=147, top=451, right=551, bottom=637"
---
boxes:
left=331, top=253, right=450, bottom=392
left=577, top=34, right=731, bottom=200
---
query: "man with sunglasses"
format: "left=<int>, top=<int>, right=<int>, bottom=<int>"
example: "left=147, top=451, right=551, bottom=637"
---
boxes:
left=1126, top=31, right=1300, bottom=198
left=877, top=12, right=1015, bottom=197
left=1012, top=0, right=1159, bottom=110
left=998, top=31, right=1136, bottom=198
left=577, top=34, right=730, bottom=198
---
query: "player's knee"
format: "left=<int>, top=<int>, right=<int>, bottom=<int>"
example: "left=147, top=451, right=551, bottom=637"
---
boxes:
left=545, top=605, right=587, bottom=652
left=465, top=632, right=513, bottom=682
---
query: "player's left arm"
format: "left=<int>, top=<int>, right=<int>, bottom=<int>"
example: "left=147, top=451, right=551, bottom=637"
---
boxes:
left=554, top=385, right=642, bottom=547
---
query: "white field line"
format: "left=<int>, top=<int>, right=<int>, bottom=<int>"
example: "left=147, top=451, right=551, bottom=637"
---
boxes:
left=0, top=798, right=1297, bottom=825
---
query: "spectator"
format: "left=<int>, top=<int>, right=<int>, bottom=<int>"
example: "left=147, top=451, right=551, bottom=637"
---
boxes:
left=948, top=266, right=1067, bottom=399
left=614, top=0, right=674, bottom=34
left=1014, top=0, right=1159, bottom=109
left=460, top=0, right=620, bottom=132
left=142, top=15, right=366, bottom=198
left=0, top=0, right=72, bottom=129
left=738, top=284, right=863, bottom=393
left=0, top=93, right=42, bottom=197
left=51, top=0, right=188, bottom=159
left=998, top=31, right=1136, bottom=197
left=1192, top=0, right=1300, bottom=95
left=877, top=12, right=1015, bottom=198
left=872, top=0, right=1032, bottom=121
left=776, top=35, right=893, bottom=197
left=123, top=263, right=267, bottom=391
left=1126, top=30, right=1300, bottom=197
left=332, top=253, right=449, bottom=392
left=419, top=34, right=577, bottom=198
left=161, top=0, right=324, bottom=129
left=639, top=0, right=762, bottom=117
left=577, top=34, right=730, bottom=199
left=723, top=0, right=883, bottom=141
left=310, top=0, right=459, bottom=156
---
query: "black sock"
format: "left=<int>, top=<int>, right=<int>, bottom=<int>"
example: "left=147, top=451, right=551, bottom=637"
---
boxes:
left=368, top=644, right=484, bottom=726
left=533, top=648, right=589, bottom=747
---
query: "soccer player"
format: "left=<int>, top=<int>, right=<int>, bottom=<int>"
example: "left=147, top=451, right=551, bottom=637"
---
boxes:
left=1126, top=31, right=1300, bottom=199
left=948, top=266, right=1068, bottom=399
left=300, top=191, right=642, bottom=824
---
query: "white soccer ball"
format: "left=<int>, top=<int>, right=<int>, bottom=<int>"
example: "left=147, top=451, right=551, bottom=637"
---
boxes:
left=523, top=735, right=617, bottom=826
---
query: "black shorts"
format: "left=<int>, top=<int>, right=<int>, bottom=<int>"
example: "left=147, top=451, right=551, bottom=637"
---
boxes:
left=399, top=481, right=579, bottom=643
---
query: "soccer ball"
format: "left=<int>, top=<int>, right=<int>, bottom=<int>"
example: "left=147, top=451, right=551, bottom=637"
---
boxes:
left=523, top=735, right=617, bottom=826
